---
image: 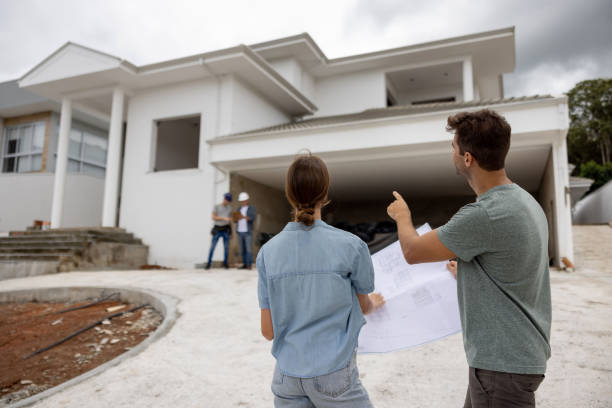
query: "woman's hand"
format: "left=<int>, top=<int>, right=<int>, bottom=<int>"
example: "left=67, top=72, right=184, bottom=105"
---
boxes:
left=369, top=293, right=385, bottom=310
left=446, top=260, right=458, bottom=279
left=358, top=292, right=385, bottom=315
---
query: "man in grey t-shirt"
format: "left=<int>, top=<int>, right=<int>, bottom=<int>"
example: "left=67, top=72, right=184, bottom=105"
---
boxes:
left=387, top=109, right=551, bottom=407
left=205, top=192, right=233, bottom=269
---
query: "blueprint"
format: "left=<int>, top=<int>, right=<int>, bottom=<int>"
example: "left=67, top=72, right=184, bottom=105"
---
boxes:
left=357, top=224, right=462, bottom=353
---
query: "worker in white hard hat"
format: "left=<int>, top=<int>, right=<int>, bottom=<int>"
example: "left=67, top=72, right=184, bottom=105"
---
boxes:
left=236, top=191, right=256, bottom=269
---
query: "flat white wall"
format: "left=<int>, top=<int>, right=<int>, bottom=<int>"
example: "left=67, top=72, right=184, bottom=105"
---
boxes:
left=0, top=173, right=103, bottom=232
left=229, top=77, right=290, bottom=134
left=268, top=58, right=302, bottom=90
left=301, top=70, right=315, bottom=101
left=268, top=58, right=315, bottom=101
left=121, top=76, right=289, bottom=267
left=477, top=75, right=503, bottom=100
left=121, top=79, right=220, bottom=268
left=314, top=70, right=387, bottom=117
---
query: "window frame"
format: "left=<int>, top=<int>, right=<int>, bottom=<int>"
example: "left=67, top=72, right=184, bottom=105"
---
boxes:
left=52, top=126, right=108, bottom=177
left=1, top=121, right=46, bottom=174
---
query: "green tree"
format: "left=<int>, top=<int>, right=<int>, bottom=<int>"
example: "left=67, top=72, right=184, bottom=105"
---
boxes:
left=567, top=79, right=612, bottom=167
left=578, top=160, right=612, bottom=194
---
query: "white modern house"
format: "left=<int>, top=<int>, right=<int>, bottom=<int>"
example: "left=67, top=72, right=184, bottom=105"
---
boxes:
left=6, top=26, right=574, bottom=268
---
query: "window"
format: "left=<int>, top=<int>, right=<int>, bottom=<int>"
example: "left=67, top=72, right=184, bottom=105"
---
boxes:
left=65, top=128, right=108, bottom=177
left=152, top=116, right=200, bottom=172
left=1, top=122, right=45, bottom=173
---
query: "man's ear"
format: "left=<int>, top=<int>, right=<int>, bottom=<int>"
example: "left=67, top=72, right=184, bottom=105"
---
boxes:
left=464, top=152, right=474, bottom=168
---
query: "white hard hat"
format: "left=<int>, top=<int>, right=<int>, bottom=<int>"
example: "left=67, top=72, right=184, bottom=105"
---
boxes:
left=238, top=192, right=250, bottom=201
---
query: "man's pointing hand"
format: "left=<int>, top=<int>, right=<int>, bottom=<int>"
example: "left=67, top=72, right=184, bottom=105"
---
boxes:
left=387, top=191, right=412, bottom=223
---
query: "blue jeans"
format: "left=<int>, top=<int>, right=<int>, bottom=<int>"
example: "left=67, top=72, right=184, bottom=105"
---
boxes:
left=238, top=231, right=253, bottom=267
left=207, top=229, right=229, bottom=266
left=271, top=353, right=373, bottom=408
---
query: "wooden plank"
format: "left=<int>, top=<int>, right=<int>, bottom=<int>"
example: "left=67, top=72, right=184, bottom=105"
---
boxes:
left=41, top=114, right=52, bottom=172
left=3, top=111, right=51, bottom=127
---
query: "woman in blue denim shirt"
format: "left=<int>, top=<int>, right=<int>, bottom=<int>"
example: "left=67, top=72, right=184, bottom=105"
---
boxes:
left=257, top=153, right=384, bottom=407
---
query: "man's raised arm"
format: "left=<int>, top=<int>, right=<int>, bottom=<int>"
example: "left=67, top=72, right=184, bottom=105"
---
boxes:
left=387, top=191, right=456, bottom=264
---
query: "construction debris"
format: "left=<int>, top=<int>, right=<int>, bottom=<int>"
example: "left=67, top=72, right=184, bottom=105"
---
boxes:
left=24, top=304, right=149, bottom=360
left=106, top=305, right=126, bottom=313
left=562, top=257, right=575, bottom=272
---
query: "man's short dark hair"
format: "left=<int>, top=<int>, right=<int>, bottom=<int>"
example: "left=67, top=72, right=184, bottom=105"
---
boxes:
left=446, top=109, right=511, bottom=171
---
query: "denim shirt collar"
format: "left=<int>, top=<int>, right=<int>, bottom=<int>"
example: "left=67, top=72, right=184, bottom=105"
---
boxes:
left=283, top=219, right=327, bottom=232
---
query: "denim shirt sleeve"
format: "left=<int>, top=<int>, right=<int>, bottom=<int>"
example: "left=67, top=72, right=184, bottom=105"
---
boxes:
left=256, top=249, right=270, bottom=309
left=350, top=240, right=375, bottom=294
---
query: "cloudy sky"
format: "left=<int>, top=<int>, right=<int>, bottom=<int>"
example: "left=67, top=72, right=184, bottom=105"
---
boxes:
left=1, top=0, right=610, bottom=97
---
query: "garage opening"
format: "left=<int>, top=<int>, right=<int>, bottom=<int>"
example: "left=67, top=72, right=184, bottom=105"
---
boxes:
left=152, top=116, right=200, bottom=172
left=229, top=144, right=560, bottom=265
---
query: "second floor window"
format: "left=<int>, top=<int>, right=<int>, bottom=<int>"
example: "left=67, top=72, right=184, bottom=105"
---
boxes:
left=1, top=122, right=45, bottom=173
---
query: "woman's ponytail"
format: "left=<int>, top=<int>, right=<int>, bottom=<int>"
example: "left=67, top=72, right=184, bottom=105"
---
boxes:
left=285, top=152, right=330, bottom=226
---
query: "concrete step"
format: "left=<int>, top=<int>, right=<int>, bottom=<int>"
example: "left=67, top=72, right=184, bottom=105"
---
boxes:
left=0, top=253, right=75, bottom=262
left=0, top=227, right=148, bottom=279
left=0, top=246, right=85, bottom=254
left=0, top=234, right=142, bottom=245
left=13, top=227, right=127, bottom=236
left=0, top=240, right=89, bottom=248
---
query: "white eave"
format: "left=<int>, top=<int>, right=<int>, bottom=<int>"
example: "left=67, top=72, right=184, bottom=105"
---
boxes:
left=209, top=95, right=567, bottom=144
left=18, top=42, right=317, bottom=117
left=317, top=27, right=515, bottom=76
left=250, top=27, right=515, bottom=78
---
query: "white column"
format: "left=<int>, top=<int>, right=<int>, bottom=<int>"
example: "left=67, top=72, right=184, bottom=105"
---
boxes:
left=51, top=98, right=72, bottom=228
left=552, top=130, right=574, bottom=265
left=102, top=88, right=125, bottom=227
left=463, top=57, right=474, bottom=102
left=0, top=118, right=4, bottom=169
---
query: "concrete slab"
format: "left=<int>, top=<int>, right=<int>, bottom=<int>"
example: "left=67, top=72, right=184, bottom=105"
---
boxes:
left=0, top=225, right=610, bottom=407
left=0, top=261, right=58, bottom=281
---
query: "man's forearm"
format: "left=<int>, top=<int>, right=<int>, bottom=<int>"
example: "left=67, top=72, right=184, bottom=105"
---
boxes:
left=396, top=215, right=419, bottom=262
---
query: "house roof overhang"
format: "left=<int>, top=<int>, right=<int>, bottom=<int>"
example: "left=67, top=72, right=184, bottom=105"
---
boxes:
left=18, top=42, right=317, bottom=117
left=318, top=26, right=515, bottom=77
left=207, top=95, right=568, bottom=199
left=249, top=27, right=515, bottom=78
left=250, top=33, right=327, bottom=70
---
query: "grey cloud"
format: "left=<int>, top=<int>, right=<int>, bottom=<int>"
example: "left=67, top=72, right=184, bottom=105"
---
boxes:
left=1, top=0, right=610, bottom=98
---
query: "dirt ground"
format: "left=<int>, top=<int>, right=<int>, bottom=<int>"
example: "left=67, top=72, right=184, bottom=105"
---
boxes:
left=0, top=299, right=161, bottom=405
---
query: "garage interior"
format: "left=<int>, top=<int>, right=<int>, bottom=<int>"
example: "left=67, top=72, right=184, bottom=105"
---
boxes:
left=227, top=143, right=560, bottom=266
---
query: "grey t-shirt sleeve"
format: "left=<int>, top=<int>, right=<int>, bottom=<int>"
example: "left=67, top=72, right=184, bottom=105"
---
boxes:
left=256, top=250, right=270, bottom=309
left=350, top=240, right=375, bottom=294
left=437, top=203, right=492, bottom=262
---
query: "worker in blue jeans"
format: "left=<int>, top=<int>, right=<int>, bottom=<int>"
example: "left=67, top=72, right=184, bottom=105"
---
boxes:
left=236, top=191, right=256, bottom=269
left=205, top=193, right=232, bottom=269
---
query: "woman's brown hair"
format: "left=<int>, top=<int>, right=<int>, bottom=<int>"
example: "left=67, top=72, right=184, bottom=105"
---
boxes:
left=285, top=152, right=330, bottom=226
